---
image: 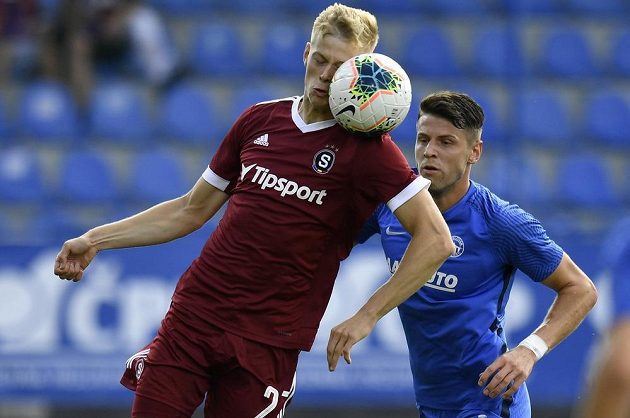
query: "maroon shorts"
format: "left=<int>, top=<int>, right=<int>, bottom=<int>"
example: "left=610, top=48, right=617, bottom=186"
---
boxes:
left=121, top=306, right=300, bottom=418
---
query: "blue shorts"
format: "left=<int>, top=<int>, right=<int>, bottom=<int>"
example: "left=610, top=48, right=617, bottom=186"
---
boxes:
left=418, top=384, right=531, bottom=418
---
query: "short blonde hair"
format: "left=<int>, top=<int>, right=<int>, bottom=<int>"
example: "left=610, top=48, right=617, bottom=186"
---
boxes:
left=310, top=3, right=379, bottom=52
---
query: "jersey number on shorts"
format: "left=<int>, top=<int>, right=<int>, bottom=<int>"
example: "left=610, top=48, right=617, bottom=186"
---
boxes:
left=254, top=373, right=296, bottom=418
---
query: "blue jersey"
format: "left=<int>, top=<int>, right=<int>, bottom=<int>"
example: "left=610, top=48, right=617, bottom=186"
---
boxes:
left=357, top=180, right=564, bottom=412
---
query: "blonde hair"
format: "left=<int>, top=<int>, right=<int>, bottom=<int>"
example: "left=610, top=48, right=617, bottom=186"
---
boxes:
left=310, top=3, right=379, bottom=52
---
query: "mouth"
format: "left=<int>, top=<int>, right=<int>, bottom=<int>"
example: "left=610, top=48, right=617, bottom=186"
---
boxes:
left=420, top=165, right=439, bottom=176
left=313, top=87, right=328, bottom=97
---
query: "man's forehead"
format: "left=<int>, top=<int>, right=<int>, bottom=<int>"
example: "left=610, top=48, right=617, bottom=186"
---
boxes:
left=310, top=34, right=364, bottom=62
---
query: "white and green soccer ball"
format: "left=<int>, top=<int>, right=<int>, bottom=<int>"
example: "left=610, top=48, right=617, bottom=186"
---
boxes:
left=329, top=53, right=412, bottom=136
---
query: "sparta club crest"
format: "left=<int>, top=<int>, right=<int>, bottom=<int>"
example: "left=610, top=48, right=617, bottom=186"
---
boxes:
left=312, top=148, right=336, bottom=174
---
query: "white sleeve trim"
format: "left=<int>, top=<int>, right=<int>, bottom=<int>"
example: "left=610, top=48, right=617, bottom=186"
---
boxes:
left=202, top=167, right=230, bottom=191
left=387, top=176, right=431, bottom=212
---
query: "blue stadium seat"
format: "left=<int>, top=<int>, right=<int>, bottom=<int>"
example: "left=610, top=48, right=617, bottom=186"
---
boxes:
left=501, top=0, right=563, bottom=13
left=57, top=150, right=118, bottom=203
left=389, top=108, right=418, bottom=150
left=284, top=0, right=349, bottom=15
left=130, top=150, right=189, bottom=203
left=18, top=82, right=80, bottom=140
left=472, top=153, right=513, bottom=201
left=514, top=88, right=572, bottom=147
left=188, top=23, right=248, bottom=76
left=89, top=83, right=152, bottom=143
left=566, top=0, right=626, bottom=14
left=611, top=28, right=630, bottom=76
left=0, top=147, right=45, bottom=202
left=147, top=0, right=208, bottom=14
left=260, top=24, right=308, bottom=76
left=470, top=26, right=523, bottom=77
left=230, top=86, right=279, bottom=121
left=28, top=206, right=90, bottom=243
left=214, top=0, right=285, bottom=14
left=458, top=87, right=506, bottom=145
left=583, top=90, right=630, bottom=147
left=160, top=83, right=222, bottom=146
left=352, top=0, right=417, bottom=15
left=424, top=0, right=492, bottom=14
left=401, top=25, right=460, bottom=77
left=513, top=154, right=554, bottom=206
left=474, top=153, right=551, bottom=206
left=537, top=27, right=597, bottom=78
left=556, top=154, right=619, bottom=208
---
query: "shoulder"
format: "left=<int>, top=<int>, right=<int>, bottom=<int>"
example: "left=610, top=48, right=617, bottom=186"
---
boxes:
left=235, top=96, right=297, bottom=128
left=469, top=182, right=539, bottom=234
left=246, top=96, right=296, bottom=115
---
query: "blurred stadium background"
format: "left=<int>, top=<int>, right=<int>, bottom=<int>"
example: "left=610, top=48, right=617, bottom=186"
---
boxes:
left=0, top=0, right=628, bottom=417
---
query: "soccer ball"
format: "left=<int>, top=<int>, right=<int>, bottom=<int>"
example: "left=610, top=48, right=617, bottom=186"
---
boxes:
left=329, top=53, right=412, bottom=136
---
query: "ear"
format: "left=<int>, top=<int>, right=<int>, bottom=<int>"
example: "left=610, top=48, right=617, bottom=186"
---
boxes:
left=468, top=140, right=483, bottom=164
left=303, top=42, right=311, bottom=66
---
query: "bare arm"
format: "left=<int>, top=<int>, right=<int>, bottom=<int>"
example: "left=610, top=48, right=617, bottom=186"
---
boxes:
left=532, top=253, right=598, bottom=349
left=479, top=253, right=598, bottom=398
left=327, top=188, right=453, bottom=370
left=54, top=177, right=229, bottom=281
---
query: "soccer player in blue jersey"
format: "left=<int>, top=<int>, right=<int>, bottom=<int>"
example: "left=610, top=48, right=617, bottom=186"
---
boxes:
left=344, top=91, right=598, bottom=417
left=581, top=218, right=630, bottom=418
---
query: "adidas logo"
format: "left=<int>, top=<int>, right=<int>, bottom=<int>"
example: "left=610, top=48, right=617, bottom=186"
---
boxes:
left=253, top=133, right=269, bottom=147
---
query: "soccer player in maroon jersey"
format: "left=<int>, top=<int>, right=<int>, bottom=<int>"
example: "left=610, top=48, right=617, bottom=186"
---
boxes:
left=53, top=4, right=453, bottom=417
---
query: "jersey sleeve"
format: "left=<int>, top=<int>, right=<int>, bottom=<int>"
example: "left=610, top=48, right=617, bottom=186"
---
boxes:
left=204, top=106, right=254, bottom=193
left=488, top=204, right=564, bottom=282
left=354, top=134, right=429, bottom=211
left=356, top=204, right=383, bottom=244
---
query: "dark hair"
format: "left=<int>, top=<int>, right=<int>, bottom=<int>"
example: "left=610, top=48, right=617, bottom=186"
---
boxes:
left=419, top=91, right=484, bottom=132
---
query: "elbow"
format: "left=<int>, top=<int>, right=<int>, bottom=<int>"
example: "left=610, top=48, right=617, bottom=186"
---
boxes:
left=571, top=275, right=598, bottom=312
left=434, top=231, right=454, bottom=263
left=584, top=278, right=598, bottom=311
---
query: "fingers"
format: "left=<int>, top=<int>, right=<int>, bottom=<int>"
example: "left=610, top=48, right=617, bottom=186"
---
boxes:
left=54, top=244, right=84, bottom=281
left=342, top=341, right=353, bottom=366
left=502, top=375, right=526, bottom=399
left=327, top=327, right=355, bottom=371
left=479, top=351, right=534, bottom=399
left=478, top=361, right=499, bottom=387
left=53, top=246, right=70, bottom=275
left=327, top=328, right=350, bottom=372
left=482, top=368, right=517, bottom=398
left=56, top=260, right=84, bottom=281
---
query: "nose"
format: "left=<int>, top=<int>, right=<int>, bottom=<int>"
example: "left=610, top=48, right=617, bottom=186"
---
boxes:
left=423, top=139, right=437, bottom=157
left=320, top=65, right=336, bottom=82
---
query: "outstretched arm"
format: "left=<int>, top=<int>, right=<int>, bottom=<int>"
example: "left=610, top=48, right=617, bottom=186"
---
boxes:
left=478, top=253, right=597, bottom=399
left=54, top=177, right=229, bottom=281
left=327, top=188, right=453, bottom=371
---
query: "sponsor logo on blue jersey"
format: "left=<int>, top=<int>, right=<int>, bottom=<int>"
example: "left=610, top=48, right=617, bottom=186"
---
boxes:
left=387, top=257, right=459, bottom=293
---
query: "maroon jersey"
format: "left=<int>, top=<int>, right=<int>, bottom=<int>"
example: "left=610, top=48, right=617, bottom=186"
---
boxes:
left=172, top=96, right=429, bottom=350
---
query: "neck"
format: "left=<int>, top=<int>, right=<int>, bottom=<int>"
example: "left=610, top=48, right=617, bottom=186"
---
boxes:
left=299, top=97, right=332, bottom=124
left=432, top=178, right=471, bottom=213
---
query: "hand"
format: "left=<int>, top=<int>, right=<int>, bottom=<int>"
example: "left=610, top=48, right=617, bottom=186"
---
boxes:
left=477, top=345, right=537, bottom=399
left=53, top=236, right=98, bottom=282
left=326, top=312, right=377, bottom=372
